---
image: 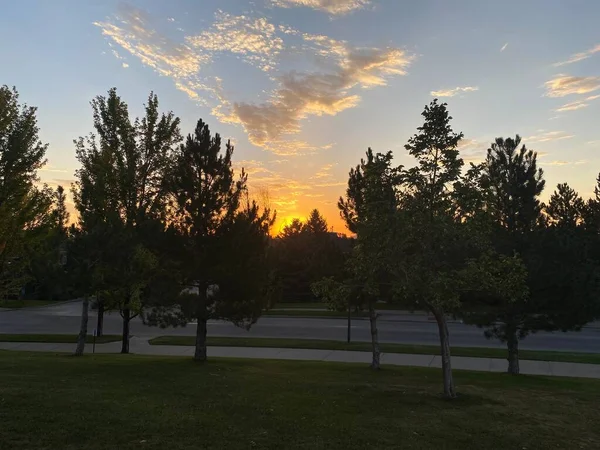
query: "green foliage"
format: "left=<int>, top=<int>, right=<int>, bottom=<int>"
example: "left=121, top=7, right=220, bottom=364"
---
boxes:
left=545, top=182, right=585, bottom=228
left=275, top=209, right=346, bottom=303
left=72, top=88, right=181, bottom=313
left=144, top=119, right=278, bottom=330
left=0, top=85, right=53, bottom=300
left=481, top=135, right=544, bottom=233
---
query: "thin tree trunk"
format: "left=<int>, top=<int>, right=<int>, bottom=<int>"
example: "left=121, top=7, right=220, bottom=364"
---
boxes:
left=432, top=307, right=455, bottom=399
left=96, top=298, right=104, bottom=337
left=507, top=328, right=520, bottom=375
left=121, top=308, right=130, bottom=354
left=74, top=296, right=89, bottom=356
left=368, top=304, right=380, bottom=370
left=194, top=315, right=208, bottom=362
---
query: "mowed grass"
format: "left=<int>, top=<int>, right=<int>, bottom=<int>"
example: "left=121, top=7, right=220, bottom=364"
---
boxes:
left=0, top=334, right=121, bottom=344
left=149, top=336, right=600, bottom=365
left=262, top=309, right=368, bottom=318
left=272, top=302, right=409, bottom=311
left=0, top=299, right=56, bottom=309
left=0, top=352, right=599, bottom=449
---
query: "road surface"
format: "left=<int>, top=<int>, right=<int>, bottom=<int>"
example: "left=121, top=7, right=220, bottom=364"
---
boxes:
left=1, top=300, right=599, bottom=353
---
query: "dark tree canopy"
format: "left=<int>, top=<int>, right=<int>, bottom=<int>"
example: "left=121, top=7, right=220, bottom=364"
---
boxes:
left=0, top=86, right=53, bottom=300
left=545, top=182, right=585, bottom=228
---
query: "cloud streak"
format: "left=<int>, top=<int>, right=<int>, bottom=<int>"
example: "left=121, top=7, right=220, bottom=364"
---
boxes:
left=555, top=94, right=600, bottom=112
left=554, top=43, right=600, bottom=67
left=525, top=131, right=575, bottom=143
left=500, top=43, right=508, bottom=52
left=544, top=75, right=600, bottom=97
left=270, top=0, right=371, bottom=14
left=431, top=86, right=478, bottom=97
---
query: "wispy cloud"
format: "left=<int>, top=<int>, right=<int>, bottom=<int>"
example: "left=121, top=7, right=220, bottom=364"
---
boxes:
left=431, top=86, right=478, bottom=97
left=97, top=5, right=412, bottom=157
left=540, top=160, right=587, bottom=166
left=311, top=163, right=336, bottom=179
left=270, top=0, right=371, bottom=14
left=525, top=131, right=575, bottom=143
left=218, top=45, right=412, bottom=154
left=94, top=4, right=210, bottom=100
left=554, top=43, right=600, bottom=67
left=500, top=43, right=508, bottom=52
left=186, top=11, right=284, bottom=72
left=122, top=62, right=129, bottom=68
left=555, top=94, right=600, bottom=112
left=544, top=75, right=600, bottom=97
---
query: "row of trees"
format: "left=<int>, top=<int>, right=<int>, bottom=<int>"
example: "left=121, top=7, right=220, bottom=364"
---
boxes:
left=3, top=85, right=599, bottom=399
left=1, top=85, right=279, bottom=360
left=313, top=100, right=600, bottom=398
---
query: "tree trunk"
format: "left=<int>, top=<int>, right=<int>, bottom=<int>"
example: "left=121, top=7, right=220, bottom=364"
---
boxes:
left=507, top=328, right=520, bottom=375
left=96, top=299, right=104, bottom=337
left=368, top=304, right=380, bottom=370
left=432, top=307, right=456, bottom=399
left=194, top=315, right=208, bottom=362
left=74, top=296, right=89, bottom=356
left=121, top=308, right=130, bottom=354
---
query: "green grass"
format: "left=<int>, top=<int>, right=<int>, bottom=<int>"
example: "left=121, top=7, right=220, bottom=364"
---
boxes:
left=263, top=309, right=369, bottom=318
left=271, top=302, right=410, bottom=311
left=0, top=334, right=122, bottom=344
left=1, top=352, right=599, bottom=449
left=149, top=336, right=600, bottom=365
left=0, top=299, right=57, bottom=309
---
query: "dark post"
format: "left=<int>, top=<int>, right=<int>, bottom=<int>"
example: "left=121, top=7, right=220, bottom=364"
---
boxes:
left=92, top=328, right=96, bottom=354
left=347, top=299, right=352, bottom=343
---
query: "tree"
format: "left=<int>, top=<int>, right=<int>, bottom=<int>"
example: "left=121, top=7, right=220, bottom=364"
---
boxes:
left=462, top=136, right=599, bottom=375
left=338, top=148, right=401, bottom=369
left=545, top=183, right=584, bottom=228
left=144, top=119, right=278, bottom=361
left=0, top=86, right=53, bottom=302
left=275, top=210, right=345, bottom=303
left=396, top=100, right=526, bottom=396
left=398, top=99, right=467, bottom=396
left=72, top=87, right=181, bottom=352
left=280, top=218, right=304, bottom=238
left=583, top=174, right=600, bottom=232
left=303, top=209, right=328, bottom=233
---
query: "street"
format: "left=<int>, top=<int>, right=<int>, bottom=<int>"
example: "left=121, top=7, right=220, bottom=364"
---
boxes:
left=1, top=300, right=599, bottom=353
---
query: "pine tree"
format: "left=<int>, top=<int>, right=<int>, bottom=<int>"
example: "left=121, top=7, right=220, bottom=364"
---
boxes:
left=144, top=119, right=277, bottom=361
left=545, top=183, right=584, bottom=228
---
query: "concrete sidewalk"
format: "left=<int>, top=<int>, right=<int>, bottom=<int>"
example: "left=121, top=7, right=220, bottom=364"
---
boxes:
left=1, top=337, right=599, bottom=379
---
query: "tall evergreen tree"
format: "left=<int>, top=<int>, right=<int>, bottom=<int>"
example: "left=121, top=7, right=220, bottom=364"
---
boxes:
left=144, top=119, right=278, bottom=361
left=463, top=136, right=599, bottom=374
left=545, top=182, right=584, bottom=228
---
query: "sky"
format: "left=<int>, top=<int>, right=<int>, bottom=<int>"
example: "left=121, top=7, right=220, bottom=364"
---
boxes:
left=2, top=0, right=600, bottom=233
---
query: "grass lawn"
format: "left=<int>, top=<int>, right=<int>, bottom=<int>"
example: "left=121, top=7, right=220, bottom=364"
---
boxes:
left=0, top=334, right=121, bottom=344
left=149, top=336, right=600, bottom=365
left=0, top=299, right=57, bottom=309
left=263, top=309, right=369, bottom=318
left=271, top=302, right=410, bottom=311
left=0, top=352, right=599, bottom=449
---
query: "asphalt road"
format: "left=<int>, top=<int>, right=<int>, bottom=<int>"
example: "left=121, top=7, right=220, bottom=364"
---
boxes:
left=1, top=301, right=599, bottom=353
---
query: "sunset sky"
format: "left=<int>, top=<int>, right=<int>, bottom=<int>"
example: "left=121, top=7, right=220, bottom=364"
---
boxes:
left=2, top=0, right=600, bottom=233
